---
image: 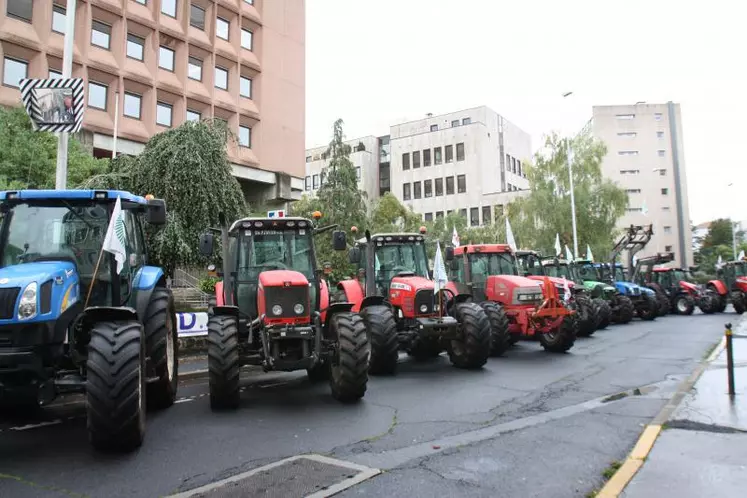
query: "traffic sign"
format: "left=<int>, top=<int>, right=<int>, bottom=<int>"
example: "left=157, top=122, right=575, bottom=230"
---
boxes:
left=19, top=77, right=85, bottom=133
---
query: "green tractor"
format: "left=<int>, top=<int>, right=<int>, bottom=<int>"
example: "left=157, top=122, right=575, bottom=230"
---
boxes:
left=574, top=259, right=634, bottom=325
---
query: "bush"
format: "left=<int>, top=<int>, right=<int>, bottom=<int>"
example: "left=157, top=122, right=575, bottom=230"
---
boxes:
left=198, top=277, right=220, bottom=294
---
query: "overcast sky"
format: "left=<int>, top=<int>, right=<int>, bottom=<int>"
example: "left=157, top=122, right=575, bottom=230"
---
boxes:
left=305, top=0, right=744, bottom=225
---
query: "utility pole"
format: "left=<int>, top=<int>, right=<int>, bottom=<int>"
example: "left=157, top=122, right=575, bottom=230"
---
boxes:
left=563, top=91, right=579, bottom=259
left=55, top=0, right=78, bottom=190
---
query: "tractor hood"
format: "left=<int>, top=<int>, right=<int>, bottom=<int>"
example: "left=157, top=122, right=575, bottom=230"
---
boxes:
left=528, top=275, right=574, bottom=289
left=583, top=280, right=615, bottom=292
left=614, top=281, right=642, bottom=296
left=0, top=261, right=77, bottom=288
left=390, top=275, right=434, bottom=292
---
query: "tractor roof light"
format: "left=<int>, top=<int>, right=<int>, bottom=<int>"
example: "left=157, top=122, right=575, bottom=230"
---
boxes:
left=312, top=211, right=322, bottom=220
left=351, top=226, right=358, bottom=233
left=145, top=194, right=155, bottom=201
left=419, top=226, right=427, bottom=234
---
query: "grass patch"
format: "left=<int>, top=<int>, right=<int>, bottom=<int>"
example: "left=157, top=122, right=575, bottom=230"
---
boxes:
left=602, top=460, right=623, bottom=480
left=585, top=490, right=599, bottom=498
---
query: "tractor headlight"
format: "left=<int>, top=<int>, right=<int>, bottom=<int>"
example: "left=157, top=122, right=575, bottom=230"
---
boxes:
left=18, top=282, right=38, bottom=320
left=272, top=305, right=283, bottom=316
left=294, top=303, right=304, bottom=315
left=419, top=304, right=428, bottom=313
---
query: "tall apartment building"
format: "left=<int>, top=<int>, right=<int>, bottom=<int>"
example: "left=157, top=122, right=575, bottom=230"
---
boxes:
left=0, top=0, right=305, bottom=206
left=592, top=102, right=693, bottom=267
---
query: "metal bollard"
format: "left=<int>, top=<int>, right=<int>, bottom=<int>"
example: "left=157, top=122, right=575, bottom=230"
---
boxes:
left=725, top=322, right=735, bottom=397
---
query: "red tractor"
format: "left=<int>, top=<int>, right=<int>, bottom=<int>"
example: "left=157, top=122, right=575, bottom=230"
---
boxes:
left=708, top=259, right=747, bottom=314
left=445, top=244, right=577, bottom=354
left=198, top=213, right=370, bottom=409
left=337, top=228, right=491, bottom=375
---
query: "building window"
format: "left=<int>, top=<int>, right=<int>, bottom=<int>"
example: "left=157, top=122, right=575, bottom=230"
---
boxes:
left=356, top=167, right=361, bottom=180
left=2, top=57, right=27, bottom=88
left=482, top=206, right=491, bottom=225
left=413, top=181, right=422, bottom=199
left=435, top=178, right=443, bottom=196
left=657, top=131, right=664, bottom=138
left=658, top=150, right=666, bottom=157
left=241, top=29, right=253, bottom=50
left=127, top=33, right=145, bottom=61
left=616, top=114, right=635, bottom=120
left=240, top=76, right=252, bottom=98
left=403, top=183, right=411, bottom=200
left=49, top=69, right=62, bottom=79
left=215, top=67, right=228, bottom=90
left=662, top=206, right=671, bottom=212
left=310, top=174, right=318, bottom=189
left=424, top=213, right=433, bottom=222
left=495, top=205, right=504, bottom=219
left=188, top=57, right=202, bottom=81
left=626, top=189, right=641, bottom=194
left=663, top=226, right=672, bottom=234
left=457, top=174, right=466, bottom=193
left=87, top=81, right=107, bottom=110
left=412, top=151, right=421, bottom=168
left=305, top=156, right=312, bottom=163
left=659, top=169, right=667, bottom=176
left=423, top=149, right=431, bottom=167
left=451, top=120, right=459, bottom=127
left=459, top=208, right=467, bottom=219
left=161, top=0, right=176, bottom=17
left=123, top=93, right=142, bottom=119
left=52, top=5, right=66, bottom=33
left=156, top=102, right=173, bottom=127
left=6, top=0, right=32, bottom=22
left=618, top=150, right=639, bottom=156
left=470, top=208, right=479, bottom=226
left=447, top=210, right=454, bottom=216
left=446, top=176, right=454, bottom=195
left=424, top=179, right=432, bottom=198
left=434, top=147, right=442, bottom=165
left=617, top=132, right=637, bottom=137
left=402, top=153, right=410, bottom=170
left=186, top=109, right=201, bottom=122
left=511, top=157, right=517, bottom=174
left=445, top=145, right=454, bottom=163
left=133, top=0, right=146, bottom=4
left=462, top=117, right=471, bottom=125
left=430, top=124, right=438, bottom=132
left=190, top=5, right=205, bottom=29
left=518, top=161, right=523, bottom=177
left=305, top=176, right=311, bottom=191
left=661, top=188, right=669, bottom=195
left=216, top=17, right=229, bottom=40
left=665, top=245, right=672, bottom=252
left=239, top=125, right=251, bottom=147
left=619, top=169, right=641, bottom=175
left=244, top=0, right=254, bottom=4
left=91, top=21, right=111, bottom=49
left=159, top=46, right=175, bottom=71
left=655, top=113, right=662, bottom=121
left=507, top=183, right=513, bottom=191
left=436, top=211, right=444, bottom=219
left=456, top=142, right=465, bottom=161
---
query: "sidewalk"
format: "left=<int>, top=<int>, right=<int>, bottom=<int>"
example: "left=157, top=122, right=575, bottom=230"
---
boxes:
left=179, top=354, right=207, bottom=378
left=620, top=319, right=747, bottom=497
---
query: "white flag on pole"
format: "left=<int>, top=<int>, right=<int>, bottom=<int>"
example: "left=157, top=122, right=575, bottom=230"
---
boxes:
left=432, top=241, right=448, bottom=293
left=562, top=277, right=571, bottom=302
left=641, top=201, right=648, bottom=216
left=717, top=254, right=724, bottom=269
left=586, top=244, right=594, bottom=261
left=452, top=226, right=460, bottom=248
left=554, top=233, right=562, bottom=257
left=102, top=196, right=127, bottom=274
left=739, top=250, right=745, bottom=261
left=565, top=244, right=574, bottom=261
left=505, top=217, right=517, bottom=252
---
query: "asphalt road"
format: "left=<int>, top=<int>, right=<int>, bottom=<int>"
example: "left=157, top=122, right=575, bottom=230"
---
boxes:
left=0, top=310, right=731, bottom=498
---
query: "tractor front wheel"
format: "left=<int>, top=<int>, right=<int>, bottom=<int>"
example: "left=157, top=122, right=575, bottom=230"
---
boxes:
left=144, top=287, right=179, bottom=410
left=674, top=294, right=695, bottom=315
left=732, top=291, right=746, bottom=314
left=86, top=320, right=146, bottom=452
left=698, top=293, right=718, bottom=314
left=637, top=294, right=658, bottom=321
left=448, top=302, right=491, bottom=369
left=329, top=312, right=369, bottom=402
left=480, top=301, right=510, bottom=356
left=615, top=296, right=635, bottom=324
left=207, top=316, right=241, bottom=410
left=539, top=307, right=576, bottom=353
left=360, top=305, right=398, bottom=375
left=593, top=298, right=611, bottom=330
left=575, top=294, right=596, bottom=337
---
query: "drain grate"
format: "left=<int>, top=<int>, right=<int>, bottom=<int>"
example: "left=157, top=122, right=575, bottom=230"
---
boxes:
left=169, top=455, right=380, bottom=498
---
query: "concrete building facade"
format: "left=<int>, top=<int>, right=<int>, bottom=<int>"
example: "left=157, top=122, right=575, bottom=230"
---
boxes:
left=592, top=102, right=693, bottom=267
left=0, top=0, right=305, bottom=205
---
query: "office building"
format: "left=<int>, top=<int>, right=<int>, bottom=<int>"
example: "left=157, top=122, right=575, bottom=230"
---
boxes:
left=592, top=102, right=693, bottom=267
left=0, top=0, right=305, bottom=205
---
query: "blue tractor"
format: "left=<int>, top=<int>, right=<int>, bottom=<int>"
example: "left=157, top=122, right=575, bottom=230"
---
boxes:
left=597, top=262, right=658, bottom=321
left=0, top=190, right=177, bottom=451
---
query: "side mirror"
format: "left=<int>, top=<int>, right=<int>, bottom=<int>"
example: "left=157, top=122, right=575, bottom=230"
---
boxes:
left=332, top=230, right=347, bottom=251
left=445, top=246, right=454, bottom=261
left=348, top=246, right=361, bottom=264
left=199, top=233, right=214, bottom=256
left=146, top=198, right=167, bottom=225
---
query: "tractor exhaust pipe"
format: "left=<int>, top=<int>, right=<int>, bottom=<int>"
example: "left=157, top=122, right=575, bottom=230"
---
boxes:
left=218, top=212, right=233, bottom=306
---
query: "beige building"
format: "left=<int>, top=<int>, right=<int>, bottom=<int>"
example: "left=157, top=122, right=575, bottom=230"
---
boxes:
left=592, top=102, right=693, bottom=267
left=0, top=0, right=305, bottom=205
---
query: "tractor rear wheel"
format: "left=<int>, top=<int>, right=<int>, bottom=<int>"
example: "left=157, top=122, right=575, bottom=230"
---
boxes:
left=593, top=298, right=611, bottom=329
left=539, top=307, right=576, bottom=353
left=674, top=294, right=695, bottom=315
left=615, top=296, right=635, bottom=324
left=207, top=316, right=240, bottom=410
left=479, top=301, right=510, bottom=356
left=637, top=294, right=658, bottom=321
left=698, top=293, right=718, bottom=314
left=448, top=302, right=491, bottom=369
left=732, top=291, right=746, bottom=314
left=144, top=288, right=179, bottom=410
left=656, top=292, right=670, bottom=316
left=575, top=294, right=596, bottom=337
left=87, top=320, right=146, bottom=452
left=360, top=305, right=398, bottom=375
left=329, top=312, right=369, bottom=402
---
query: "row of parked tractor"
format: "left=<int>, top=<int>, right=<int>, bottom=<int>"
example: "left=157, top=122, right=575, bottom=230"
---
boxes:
left=3, top=189, right=745, bottom=456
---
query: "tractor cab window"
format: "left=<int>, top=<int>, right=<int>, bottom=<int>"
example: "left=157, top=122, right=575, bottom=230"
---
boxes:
left=577, top=263, right=598, bottom=281
left=657, top=271, right=672, bottom=289
left=468, top=252, right=516, bottom=288
left=237, top=229, right=315, bottom=280
left=733, top=263, right=747, bottom=277
left=545, top=263, right=572, bottom=280
left=373, top=242, right=429, bottom=290
left=613, top=267, right=625, bottom=281
left=519, top=255, right=543, bottom=276
left=672, top=269, right=687, bottom=284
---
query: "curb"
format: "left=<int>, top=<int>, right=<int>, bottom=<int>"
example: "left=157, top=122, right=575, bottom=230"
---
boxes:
left=179, top=369, right=209, bottom=381
left=596, top=321, right=734, bottom=498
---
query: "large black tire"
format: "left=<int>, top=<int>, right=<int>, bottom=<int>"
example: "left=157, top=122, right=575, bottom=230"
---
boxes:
left=306, top=361, right=330, bottom=382
left=360, top=305, right=398, bottom=375
left=87, top=320, right=146, bottom=452
left=207, top=316, right=240, bottom=410
left=673, top=294, right=695, bottom=315
left=574, top=294, right=596, bottom=337
left=613, top=296, right=635, bottom=324
left=717, top=295, right=728, bottom=313
left=637, top=294, right=658, bottom=321
left=732, top=291, right=746, bottom=314
left=329, top=312, right=369, bottom=402
left=479, top=301, right=510, bottom=356
left=593, top=298, right=611, bottom=329
left=144, top=287, right=178, bottom=410
left=447, top=302, right=491, bottom=369
left=539, top=307, right=576, bottom=353
left=656, top=292, right=670, bottom=316
left=698, top=293, right=718, bottom=314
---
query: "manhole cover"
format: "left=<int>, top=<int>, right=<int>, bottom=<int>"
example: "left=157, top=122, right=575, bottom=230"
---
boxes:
left=169, top=455, right=380, bottom=498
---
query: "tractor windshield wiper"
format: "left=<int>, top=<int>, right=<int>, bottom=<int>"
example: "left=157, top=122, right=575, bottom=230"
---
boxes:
left=61, top=201, right=94, bottom=230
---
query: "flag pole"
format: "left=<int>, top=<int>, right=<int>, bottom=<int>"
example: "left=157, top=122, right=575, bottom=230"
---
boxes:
left=84, top=247, right=106, bottom=308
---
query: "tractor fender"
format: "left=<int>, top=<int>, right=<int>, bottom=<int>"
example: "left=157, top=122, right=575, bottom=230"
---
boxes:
left=707, top=280, right=727, bottom=296
left=337, top=279, right=365, bottom=312
left=323, top=302, right=355, bottom=339
left=319, top=279, right=331, bottom=323
left=81, top=306, right=139, bottom=329
left=359, top=294, right=388, bottom=312
left=132, top=266, right=168, bottom=323
left=452, top=293, right=472, bottom=304
left=215, top=281, right=225, bottom=306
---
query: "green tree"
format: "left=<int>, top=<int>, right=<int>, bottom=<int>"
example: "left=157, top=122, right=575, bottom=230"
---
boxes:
left=509, top=132, right=628, bottom=259
left=0, top=106, right=109, bottom=188
left=702, top=218, right=739, bottom=249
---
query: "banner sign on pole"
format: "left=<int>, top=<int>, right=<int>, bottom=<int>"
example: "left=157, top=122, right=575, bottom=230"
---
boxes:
left=19, top=77, right=85, bottom=133
left=267, top=210, right=286, bottom=218
left=176, top=312, right=209, bottom=337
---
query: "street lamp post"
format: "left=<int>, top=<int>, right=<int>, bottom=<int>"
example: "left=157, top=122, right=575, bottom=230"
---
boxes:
left=55, top=0, right=78, bottom=190
left=728, top=183, right=737, bottom=260
left=563, top=91, right=580, bottom=259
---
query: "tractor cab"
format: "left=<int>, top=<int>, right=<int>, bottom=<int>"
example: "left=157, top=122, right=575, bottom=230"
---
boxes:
left=447, top=244, right=523, bottom=302
left=356, top=232, right=430, bottom=301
